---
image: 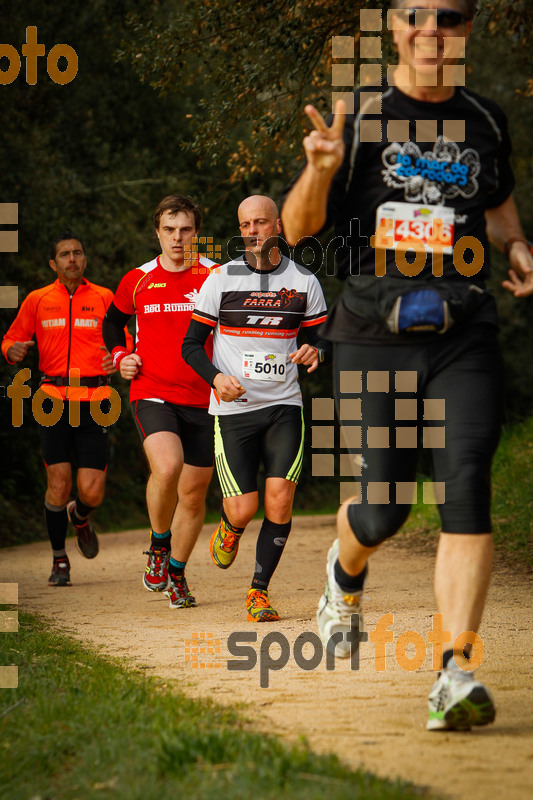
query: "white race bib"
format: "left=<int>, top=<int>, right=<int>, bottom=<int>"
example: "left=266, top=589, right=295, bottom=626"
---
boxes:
left=242, top=351, right=287, bottom=382
left=375, top=201, right=455, bottom=254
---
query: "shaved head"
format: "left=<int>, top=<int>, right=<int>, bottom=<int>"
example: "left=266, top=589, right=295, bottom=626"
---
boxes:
left=238, top=195, right=279, bottom=223
left=238, top=194, right=282, bottom=269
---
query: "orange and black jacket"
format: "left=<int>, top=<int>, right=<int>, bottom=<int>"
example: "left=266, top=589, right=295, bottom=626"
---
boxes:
left=2, top=278, right=133, bottom=401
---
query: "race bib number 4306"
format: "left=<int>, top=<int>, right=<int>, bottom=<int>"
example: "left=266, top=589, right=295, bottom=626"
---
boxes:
left=242, top=352, right=286, bottom=382
left=376, top=201, right=455, bottom=254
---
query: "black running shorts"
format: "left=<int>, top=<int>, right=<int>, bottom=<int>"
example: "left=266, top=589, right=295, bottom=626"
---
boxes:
left=335, top=323, right=502, bottom=542
left=38, top=398, right=110, bottom=470
left=130, top=399, right=214, bottom=468
left=214, top=404, right=305, bottom=497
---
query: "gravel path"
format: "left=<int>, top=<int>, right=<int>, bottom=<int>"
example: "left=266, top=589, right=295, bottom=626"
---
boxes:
left=2, top=516, right=531, bottom=800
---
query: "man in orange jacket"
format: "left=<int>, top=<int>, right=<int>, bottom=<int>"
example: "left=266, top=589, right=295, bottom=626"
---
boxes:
left=2, top=232, right=133, bottom=586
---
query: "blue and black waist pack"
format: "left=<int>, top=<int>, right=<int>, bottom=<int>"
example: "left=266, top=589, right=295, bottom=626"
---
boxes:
left=386, top=289, right=452, bottom=334
left=342, top=276, right=494, bottom=334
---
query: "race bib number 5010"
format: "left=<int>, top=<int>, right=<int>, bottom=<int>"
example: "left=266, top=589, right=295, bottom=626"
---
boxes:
left=242, top=352, right=286, bottom=382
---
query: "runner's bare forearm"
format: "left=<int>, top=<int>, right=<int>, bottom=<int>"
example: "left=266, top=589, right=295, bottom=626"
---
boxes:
left=485, top=195, right=527, bottom=253
left=281, top=165, right=333, bottom=246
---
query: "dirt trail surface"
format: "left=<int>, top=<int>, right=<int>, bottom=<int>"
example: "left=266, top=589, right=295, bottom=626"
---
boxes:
left=2, top=516, right=532, bottom=799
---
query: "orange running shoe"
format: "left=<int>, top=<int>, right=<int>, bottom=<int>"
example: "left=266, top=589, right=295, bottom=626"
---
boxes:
left=210, top=519, right=243, bottom=569
left=245, top=588, right=280, bottom=622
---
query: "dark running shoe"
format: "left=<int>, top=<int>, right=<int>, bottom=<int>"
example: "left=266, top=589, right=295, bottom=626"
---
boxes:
left=48, top=556, right=71, bottom=586
left=67, top=501, right=99, bottom=559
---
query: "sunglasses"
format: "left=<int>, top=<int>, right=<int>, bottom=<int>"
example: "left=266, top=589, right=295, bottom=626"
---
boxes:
left=404, top=8, right=468, bottom=28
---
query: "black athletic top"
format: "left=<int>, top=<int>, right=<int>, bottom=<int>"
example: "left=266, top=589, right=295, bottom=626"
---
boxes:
left=283, top=84, right=515, bottom=342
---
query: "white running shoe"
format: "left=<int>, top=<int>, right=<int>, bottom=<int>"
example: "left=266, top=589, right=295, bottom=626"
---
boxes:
left=427, top=662, right=496, bottom=731
left=317, top=539, right=364, bottom=659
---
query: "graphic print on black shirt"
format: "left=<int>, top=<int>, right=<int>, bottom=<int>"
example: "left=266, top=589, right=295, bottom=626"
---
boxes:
left=313, top=85, right=514, bottom=282
left=281, top=85, right=514, bottom=343
left=381, top=139, right=479, bottom=204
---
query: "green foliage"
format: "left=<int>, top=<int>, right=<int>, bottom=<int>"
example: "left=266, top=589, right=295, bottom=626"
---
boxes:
left=0, top=611, right=432, bottom=800
left=491, top=418, right=533, bottom=560
left=0, top=0, right=235, bottom=542
left=119, top=0, right=532, bottom=179
left=1, top=0, right=532, bottom=542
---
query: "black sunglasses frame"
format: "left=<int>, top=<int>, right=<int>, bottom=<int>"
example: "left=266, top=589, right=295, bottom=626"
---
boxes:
left=403, top=8, right=468, bottom=28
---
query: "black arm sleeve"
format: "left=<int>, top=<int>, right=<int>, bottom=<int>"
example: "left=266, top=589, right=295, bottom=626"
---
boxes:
left=102, top=302, right=132, bottom=352
left=182, top=319, right=221, bottom=387
left=304, top=325, right=332, bottom=366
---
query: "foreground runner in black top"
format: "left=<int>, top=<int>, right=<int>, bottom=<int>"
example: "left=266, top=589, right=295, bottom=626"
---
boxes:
left=282, top=0, right=533, bottom=731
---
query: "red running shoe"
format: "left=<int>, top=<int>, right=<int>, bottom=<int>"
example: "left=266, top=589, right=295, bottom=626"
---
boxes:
left=142, top=547, right=170, bottom=592
left=166, top=574, right=197, bottom=608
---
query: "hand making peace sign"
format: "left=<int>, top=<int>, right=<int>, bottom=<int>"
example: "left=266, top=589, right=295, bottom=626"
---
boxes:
left=303, top=99, right=347, bottom=174
left=280, top=98, right=347, bottom=244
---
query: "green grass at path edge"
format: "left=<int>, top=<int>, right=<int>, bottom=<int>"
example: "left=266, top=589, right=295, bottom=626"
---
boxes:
left=0, top=610, right=434, bottom=800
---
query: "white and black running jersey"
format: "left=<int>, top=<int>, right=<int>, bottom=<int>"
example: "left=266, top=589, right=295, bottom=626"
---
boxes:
left=191, top=255, right=327, bottom=415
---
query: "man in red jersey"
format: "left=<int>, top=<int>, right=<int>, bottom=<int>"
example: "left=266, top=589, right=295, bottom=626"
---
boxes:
left=2, top=232, right=133, bottom=586
left=103, top=195, right=216, bottom=609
